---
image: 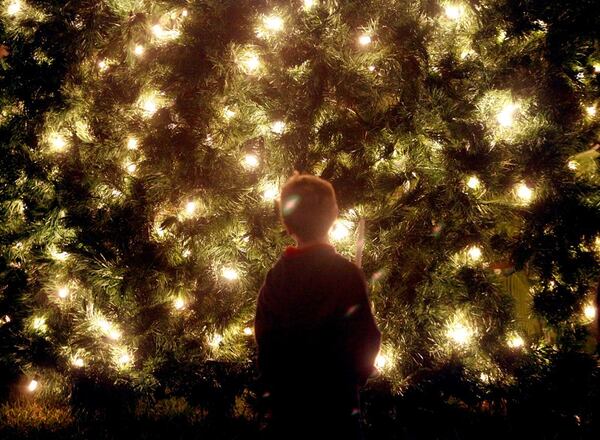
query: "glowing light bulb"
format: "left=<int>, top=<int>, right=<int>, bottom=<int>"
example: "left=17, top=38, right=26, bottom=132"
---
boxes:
left=127, top=137, right=139, bottom=150
left=140, top=95, right=158, bottom=115
left=125, top=161, right=137, bottom=175
left=133, top=45, right=145, bottom=57
left=209, top=333, right=223, bottom=348
left=7, top=0, right=21, bottom=16
left=594, top=64, right=600, bottom=74
left=32, top=316, right=46, bottom=331
left=98, top=59, right=109, bottom=72
left=50, top=247, right=69, bottom=261
left=585, top=105, right=597, bottom=118
left=118, top=353, right=131, bottom=365
left=375, top=353, right=387, bottom=370
left=358, top=34, right=372, bottom=46
left=271, top=120, right=286, bottom=134
left=368, top=65, right=376, bottom=72
left=567, top=160, right=579, bottom=171
left=262, top=182, right=279, bottom=202
left=72, top=357, right=84, bottom=367
left=151, top=24, right=180, bottom=40
left=108, top=329, right=121, bottom=340
left=467, top=245, right=482, bottom=262
left=263, top=15, right=284, bottom=32
left=222, top=267, right=239, bottom=281
left=49, top=133, right=68, bottom=152
left=223, top=107, right=236, bottom=120
left=241, top=51, right=261, bottom=74
left=1, top=315, right=10, bottom=324
left=446, top=321, right=472, bottom=345
left=584, top=303, right=597, bottom=321
left=507, top=334, right=525, bottom=348
left=497, top=103, right=519, bottom=127
left=57, top=286, right=69, bottom=299
left=243, top=327, right=253, bottom=336
left=174, top=298, right=185, bottom=310
left=466, top=175, right=481, bottom=190
left=242, top=153, right=259, bottom=169
left=184, top=200, right=198, bottom=217
left=27, top=379, right=38, bottom=392
left=444, top=4, right=464, bottom=20
left=303, top=0, right=316, bottom=10
left=330, top=220, right=352, bottom=241
left=515, top=182, right=534, bottom=203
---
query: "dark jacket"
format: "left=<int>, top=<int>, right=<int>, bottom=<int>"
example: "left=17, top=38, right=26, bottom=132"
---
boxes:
left=254, top=243, right=381, bottom=437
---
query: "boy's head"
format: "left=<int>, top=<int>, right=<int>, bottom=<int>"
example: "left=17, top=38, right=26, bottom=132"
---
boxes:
left=279, top=172, right=338, bottom=242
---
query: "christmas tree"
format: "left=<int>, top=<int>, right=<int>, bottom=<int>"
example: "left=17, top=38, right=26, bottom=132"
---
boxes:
left=1, top=0, right=599, bottom=437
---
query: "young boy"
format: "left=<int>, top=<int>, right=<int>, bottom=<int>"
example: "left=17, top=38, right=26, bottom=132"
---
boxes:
left=254, top=172, right=381, bottom=440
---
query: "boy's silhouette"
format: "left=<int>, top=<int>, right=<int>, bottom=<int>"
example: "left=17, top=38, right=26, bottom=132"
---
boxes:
left=254, top=173, right=381, bottom=439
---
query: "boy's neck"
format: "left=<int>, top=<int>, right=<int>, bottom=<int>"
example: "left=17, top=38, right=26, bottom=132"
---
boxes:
left=294, top=236, right=331, bottom=249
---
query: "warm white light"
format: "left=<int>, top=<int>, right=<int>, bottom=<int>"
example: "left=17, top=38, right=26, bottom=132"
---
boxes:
left=140, top=96, right=158, bottom=115
left=151, top=24, right=180, bottom=41
left=467, top=245, right=482, bottom=262
left=223, top=107, right=236, bottom=120
left=49, top=133, right=68, bottom=152
left=263, top=15, right=284, bottom=32
left=515, top=182, right=534, bottom=203
left=7, top=0, right=21, bottom=16
left=594, top=64, right=600, bottom=74
left=27, top=379, right=38, bottom=392
left=57, top=286, right=69, bottom=299
left=32, top=316, right=46, bottom=331
left=567, top=160, right=579, bottom=171
left=303, top=0, right=316, bottom=10
left=209, top=333, right=223, bottom=348
left=50, top=248, right=69, bottom=261
left=108, top=329, right=121, bottom=340
left=497, top=103, right=519, bottom=127
left=98, top=59, right=109, bottom=72
left=126, top=137, right=139, bottom=150
left=222, top=267, right=239, bottom=281
left=330, top=220, right=352, bottom=241
left=184, top=200, right=198, bottom=217
left=243, top=327, right=253, bottom=336
left=125, top=161, right=137, bottom=175
left=444, top=4, right=464, bottom=20
left=585, top=105, right=597, bottom=118
left=446, top=321, right=473, bottom=345
left=241, top=52, right=261, bottom=74
left=262, top=182, right=279, bottom=202
left=584, top=303, right=597, bottom=321
left=368, top=65, right=376, bottom=72
left=182, top=249, right=192, bottom=258
left=133, top=45, right=145, bottom=56
left=507, top=334, right=525, bottom=349
left=375, top=353, right=387, bottom=370
left=271, top=120, right=286, bottom=134
left=117, top=353, right=131, bottom=366
left=242, top=153, right=259, bottom=169
left=1, top=315, right=10, bottom=324
left=358, top=34, right=372, bottom=46
left=466, top=175, right=481, bottom=190
left=72, top=357, right=84, bottom=368
left=174, top=298, right=185, bottom=310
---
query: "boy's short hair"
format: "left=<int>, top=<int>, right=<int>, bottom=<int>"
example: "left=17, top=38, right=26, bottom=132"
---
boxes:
left=279, top=172, right=338, bottom=241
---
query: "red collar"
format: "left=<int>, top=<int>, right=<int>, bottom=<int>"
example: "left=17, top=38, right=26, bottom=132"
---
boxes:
left=284, top=242, right=335, bottom=258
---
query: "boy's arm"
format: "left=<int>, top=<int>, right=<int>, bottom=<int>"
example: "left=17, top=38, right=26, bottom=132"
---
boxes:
left=338, top=264, right=382, bottom=387
left=253, top=270, right=276, bottom=389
